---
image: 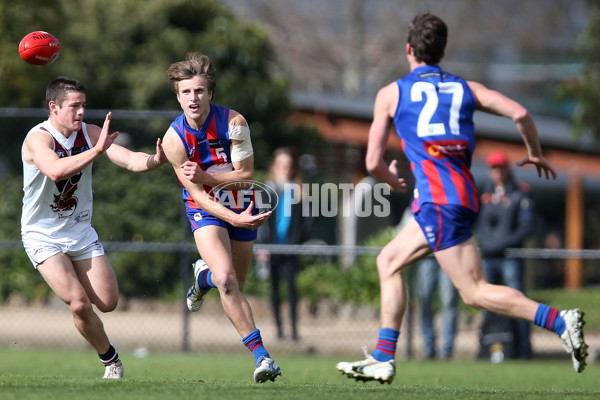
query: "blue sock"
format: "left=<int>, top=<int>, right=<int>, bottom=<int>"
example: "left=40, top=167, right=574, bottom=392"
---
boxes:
left=242, top=329, right=270, bottom=366
left=371, top=328, right=399, bottom=362
left=533, top=304, right=566, bottom=335
left=198, top=268, right=216, bottom=290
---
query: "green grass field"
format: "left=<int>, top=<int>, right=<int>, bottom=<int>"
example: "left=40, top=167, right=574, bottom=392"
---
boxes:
left=0, top=348, right=597, bottom=400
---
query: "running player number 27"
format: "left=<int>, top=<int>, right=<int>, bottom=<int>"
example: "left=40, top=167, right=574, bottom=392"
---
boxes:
left=411, top=81, right=463, bottom=137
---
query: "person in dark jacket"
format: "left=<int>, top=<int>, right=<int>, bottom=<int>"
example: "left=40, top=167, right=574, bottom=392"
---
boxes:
left=256, top=147, right=312, bottom=341
left=476, top=149, right=534, bottom=359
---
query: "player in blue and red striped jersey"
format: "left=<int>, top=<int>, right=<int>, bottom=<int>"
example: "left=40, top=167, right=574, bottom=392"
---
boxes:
left=162, top=53, right=280, bottom=383
left=337, top=13, right=587, bottom=383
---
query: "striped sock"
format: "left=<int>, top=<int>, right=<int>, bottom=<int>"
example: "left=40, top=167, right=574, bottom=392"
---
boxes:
left=242, top=329, right=270, bottom=366
left=533, top=303, right=566, bottom=335
left=371, top=328, right=399, bottom=362
left=198, top=268, right=216, bottom=290
left=98, top=344, right=119, bottom=365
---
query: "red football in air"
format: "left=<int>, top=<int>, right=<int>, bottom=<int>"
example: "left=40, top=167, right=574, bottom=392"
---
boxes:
left=18, top=31, right=61, bottom=66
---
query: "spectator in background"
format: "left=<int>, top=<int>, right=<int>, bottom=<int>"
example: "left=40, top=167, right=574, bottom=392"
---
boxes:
left=475, top=149, right=535, bottom=359
left=417, top=256, right=459, bottom=359
left=543, top=230, right=565, bottom=288
left=256, top=147, right=312, bottom=341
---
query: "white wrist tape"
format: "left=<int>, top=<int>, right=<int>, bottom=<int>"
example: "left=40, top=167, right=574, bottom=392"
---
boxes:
left=228, top=124, right=254, bottom=162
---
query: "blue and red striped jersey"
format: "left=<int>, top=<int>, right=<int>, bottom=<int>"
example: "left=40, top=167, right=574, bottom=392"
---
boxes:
left=393, top=65, right=479, bottom=213
left=170, top=104, right=253, bottom=211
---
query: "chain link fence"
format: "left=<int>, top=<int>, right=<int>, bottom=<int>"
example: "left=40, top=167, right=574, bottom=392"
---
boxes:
left=1, top=240, right=598, bottom=364
left=1, top=109, right=597, bottom=365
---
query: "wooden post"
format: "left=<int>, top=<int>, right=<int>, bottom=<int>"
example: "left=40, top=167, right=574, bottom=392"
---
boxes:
left=565, top=172, right=583, bottom=289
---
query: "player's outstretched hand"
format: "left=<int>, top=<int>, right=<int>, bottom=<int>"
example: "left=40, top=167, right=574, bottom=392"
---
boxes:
left=231, top=201, right=272, bottom=229
left=154, top=138, right=168, bottom=165
left=94, top=112, right=120, bottom=154
left=516, top=155, right=557, bottom=180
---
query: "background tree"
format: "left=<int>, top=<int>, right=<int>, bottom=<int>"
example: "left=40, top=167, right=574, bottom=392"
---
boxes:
left=223, top=0, right=587, bottom=112
left=0, top=0, right=323, bottom=303
left=557, top=0, right=600, bottom=144
left=0, top=0, right=321, bottom=171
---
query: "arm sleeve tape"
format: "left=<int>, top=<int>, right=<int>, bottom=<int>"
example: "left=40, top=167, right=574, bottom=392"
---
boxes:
left=229, top=124, right=254, bottom=163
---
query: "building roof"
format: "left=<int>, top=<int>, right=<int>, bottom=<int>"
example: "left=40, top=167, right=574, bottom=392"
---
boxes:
left=291, top=91, right=596, bottom=153
left=290, top=91, right=600, bottom=190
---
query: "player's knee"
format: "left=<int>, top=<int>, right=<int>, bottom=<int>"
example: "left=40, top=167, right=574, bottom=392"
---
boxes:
left=376, top=253, right=388, bottom=273
left=70, top=299, right=93, bottom=319
left=212, top=271, right=239, bottom=295
left=376, top=252, right=402, bottom=279
left=96, top=296, right=119, bottom=313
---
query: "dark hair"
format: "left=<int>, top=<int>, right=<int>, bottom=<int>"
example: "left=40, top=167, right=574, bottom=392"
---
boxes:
left=167, top=52, right=216, bottom=95
left=45, top=76, right=85, bottom=110
left=268, top=146, right=301, bottom=184
left=407, top=12, right=447, bottom=65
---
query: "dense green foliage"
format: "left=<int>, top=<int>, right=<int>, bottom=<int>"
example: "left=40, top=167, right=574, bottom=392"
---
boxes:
left=297, top=228, right=395, bottom=309
left=0, top=0, right=323, bottom=171
left=91, top=155, right=185, bottom=299
left=0, top=0, right=325, bottom=304
left=0, top=174, right=47, bottom=302
left=0, top=155, right=187, bottom=302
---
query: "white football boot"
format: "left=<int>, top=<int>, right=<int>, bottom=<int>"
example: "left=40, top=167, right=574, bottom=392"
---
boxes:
left=103, top=360, right=124, bottom=379
left=186, top=259, right=211, bottom=312
left=336, top=346, right=395, bottom=384
left=559, top=308, right=588, bottom=373
left=253, top=357, right=282, bottom=383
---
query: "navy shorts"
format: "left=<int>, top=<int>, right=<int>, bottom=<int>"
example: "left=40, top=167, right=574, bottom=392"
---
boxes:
left=186, top=207, right=257, bottom=242
left=414, top=203, right=478, bottom=252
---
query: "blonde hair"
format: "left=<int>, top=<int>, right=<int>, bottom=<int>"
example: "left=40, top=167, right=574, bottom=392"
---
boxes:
left=167, top=52, right=216, bottom=94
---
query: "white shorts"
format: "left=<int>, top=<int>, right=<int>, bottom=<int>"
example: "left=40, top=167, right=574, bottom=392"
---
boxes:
left=22, top=228, right=105, bottom=268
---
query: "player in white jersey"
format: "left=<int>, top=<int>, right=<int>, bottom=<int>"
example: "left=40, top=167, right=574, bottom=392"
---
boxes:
left=21, top=76, right=167, bottom=379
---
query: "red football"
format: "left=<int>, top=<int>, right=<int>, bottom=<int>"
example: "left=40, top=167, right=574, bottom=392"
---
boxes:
left=18, top=31, right=61, bottom=66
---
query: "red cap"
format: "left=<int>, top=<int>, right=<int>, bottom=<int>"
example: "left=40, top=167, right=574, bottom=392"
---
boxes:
left=487, top=150, right=509, bottom=167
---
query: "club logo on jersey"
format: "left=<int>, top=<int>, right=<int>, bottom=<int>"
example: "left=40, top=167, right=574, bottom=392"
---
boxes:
left=424, top=139, right=469, bottom=160
left=50, top=141, right=88, bottom=219
left=187, top=145, right=196, bottom=159
left=51, top=175, right=80, bottom=218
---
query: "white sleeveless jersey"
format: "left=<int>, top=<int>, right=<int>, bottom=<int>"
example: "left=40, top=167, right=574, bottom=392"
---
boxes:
left=21, top=120, right=96, bottom=244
